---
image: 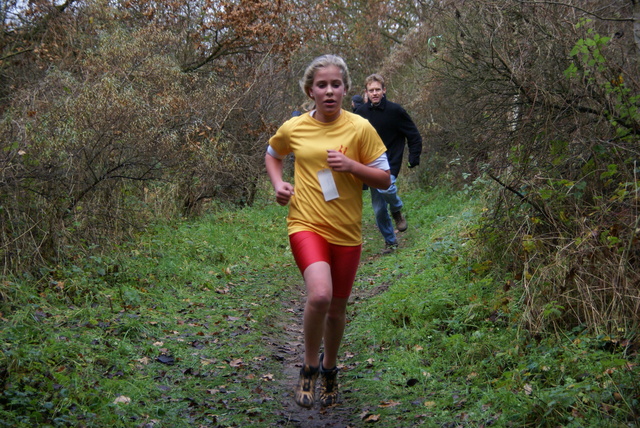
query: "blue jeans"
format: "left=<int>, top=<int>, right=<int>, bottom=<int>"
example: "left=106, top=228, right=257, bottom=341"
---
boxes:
left=370, top=175, right=403, bottom=245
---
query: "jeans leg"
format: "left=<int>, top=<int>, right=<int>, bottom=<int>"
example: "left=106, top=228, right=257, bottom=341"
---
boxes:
left=371, top=187, right=396, bottom=245
left=378, top=175, right=403, bottom=214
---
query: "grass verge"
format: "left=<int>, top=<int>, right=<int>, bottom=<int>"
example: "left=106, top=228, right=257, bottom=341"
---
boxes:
left=0, top=198, right=300, bottom=427
left=347, top=186, right=639, bottom=427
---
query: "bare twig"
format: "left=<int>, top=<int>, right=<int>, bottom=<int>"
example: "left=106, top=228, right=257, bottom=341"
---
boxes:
left=517, top=1, right=634, bottom=22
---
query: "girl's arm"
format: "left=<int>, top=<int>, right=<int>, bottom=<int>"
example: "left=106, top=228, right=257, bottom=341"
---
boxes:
left=265, top=151, right=295, bottom=206
left=326, top=150, right=391, bottom=190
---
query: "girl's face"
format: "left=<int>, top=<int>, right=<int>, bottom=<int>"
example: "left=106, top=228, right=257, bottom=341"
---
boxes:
left=308, top=65, right=346, bottom=123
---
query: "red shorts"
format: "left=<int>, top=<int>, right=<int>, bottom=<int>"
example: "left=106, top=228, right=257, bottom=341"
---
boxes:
left=289, top=231, right=362, bottom=298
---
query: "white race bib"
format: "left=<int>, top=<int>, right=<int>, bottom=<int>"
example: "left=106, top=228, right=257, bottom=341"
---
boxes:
left=317, top=169, right=339, bottom=201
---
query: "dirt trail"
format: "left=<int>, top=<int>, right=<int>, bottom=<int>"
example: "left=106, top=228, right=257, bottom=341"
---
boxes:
left=267, top=285, right=359, bottom=427
left=265, top=255, right=391, bottom=428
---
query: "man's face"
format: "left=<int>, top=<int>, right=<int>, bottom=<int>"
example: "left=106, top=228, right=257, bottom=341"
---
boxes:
left=365, top=81, right=386, bottom=105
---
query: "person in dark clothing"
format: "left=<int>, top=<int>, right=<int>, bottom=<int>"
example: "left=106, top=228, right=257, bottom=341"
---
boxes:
left=354, top=73, right=422, bottom=253
left=351, top=94, right=364, bottom=112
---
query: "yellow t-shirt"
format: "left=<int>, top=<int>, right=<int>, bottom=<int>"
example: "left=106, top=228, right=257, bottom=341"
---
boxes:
left=268, top=110, right=387, bottom=246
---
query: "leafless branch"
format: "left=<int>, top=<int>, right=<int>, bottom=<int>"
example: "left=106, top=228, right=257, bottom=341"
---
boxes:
left=517, top=0, right=634, bottom=22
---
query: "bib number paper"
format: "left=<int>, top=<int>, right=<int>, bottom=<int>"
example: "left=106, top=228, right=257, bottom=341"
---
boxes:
left=317, top=169, right=339, bottom=201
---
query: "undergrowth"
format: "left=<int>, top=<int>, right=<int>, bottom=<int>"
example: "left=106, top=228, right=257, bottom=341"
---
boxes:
left=0, top=198, right=298, bottom=427
left=349, top=185, right=639, bottom=427
left=0, top=184, right=638, bottom=427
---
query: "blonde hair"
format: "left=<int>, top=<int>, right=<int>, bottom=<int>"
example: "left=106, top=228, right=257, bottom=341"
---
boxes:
left=299, top=54, right=352, bottom=99
left=364, top=73, right=385, bottom=89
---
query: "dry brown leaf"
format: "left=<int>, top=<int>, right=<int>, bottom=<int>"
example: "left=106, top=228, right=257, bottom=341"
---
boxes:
left=113, top=396, right=131, bottom=404
left=200, top=358, right=216, bottom=366
left=524, top=383, right=533, bottom=395
left=364, top=414, right=380, bottom=423
left=229, top=358, right=243, bottom=367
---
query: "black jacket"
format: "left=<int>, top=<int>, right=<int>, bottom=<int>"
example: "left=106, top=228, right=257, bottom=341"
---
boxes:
left=355, top=96, right=422, bottom=177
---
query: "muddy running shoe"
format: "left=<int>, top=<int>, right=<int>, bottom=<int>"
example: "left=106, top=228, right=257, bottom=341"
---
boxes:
left=392, top=211, right=407, bottom=232
left=294, top=364, right=319, bottom=408
left=319, top=354, right=340, bottom=407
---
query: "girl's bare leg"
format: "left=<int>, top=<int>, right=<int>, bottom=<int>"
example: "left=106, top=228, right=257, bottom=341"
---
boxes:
left=302, top=261, right=332, bottom=367
left=322, top=297, right=348, bottom=369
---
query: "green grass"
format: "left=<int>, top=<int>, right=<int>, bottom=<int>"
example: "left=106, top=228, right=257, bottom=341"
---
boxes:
left=0, top=199, right=299, bottom=427
left=0, top=185, right=638, bottom=427
left=347, top=187, right=639, bottom=427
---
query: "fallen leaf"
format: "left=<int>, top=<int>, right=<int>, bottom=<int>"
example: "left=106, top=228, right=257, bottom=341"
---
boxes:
left=424, top=401, right=436, bottom=408
left=262, top=373, right=274, bottom=381
left=156, top=354, right=175, bottom=365
left=406, top=378, right=419, bottom=387
left=229, top=358, right=243, bottom=367
left=201, top=358, right=217, bottom=366
left=364, top=414, right=380, bottom=423
left=113, top=395, right=131, bottom=404
left=378, top=401, right=400, bottom=408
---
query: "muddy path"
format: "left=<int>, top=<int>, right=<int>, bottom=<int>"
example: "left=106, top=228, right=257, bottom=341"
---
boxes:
left=267, top=287, right=358, bottom=427
left=264, top=257, right=390, bottom=427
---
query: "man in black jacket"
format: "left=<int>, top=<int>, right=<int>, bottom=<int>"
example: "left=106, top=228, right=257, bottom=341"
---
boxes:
left=355, top=74, right=422, bottom=253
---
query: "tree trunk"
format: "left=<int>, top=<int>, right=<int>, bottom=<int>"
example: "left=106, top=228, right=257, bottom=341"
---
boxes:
left=634, top=0, right=640, bottom=56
